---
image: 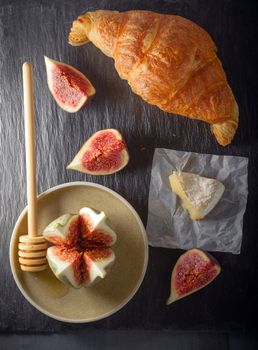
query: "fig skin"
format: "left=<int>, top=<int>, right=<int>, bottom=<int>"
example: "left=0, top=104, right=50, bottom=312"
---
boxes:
left=44, top=56, right=95, bottom=113
left=167, top=248, right=221, bottom=305
left=67, top=129, right=129, bottom=175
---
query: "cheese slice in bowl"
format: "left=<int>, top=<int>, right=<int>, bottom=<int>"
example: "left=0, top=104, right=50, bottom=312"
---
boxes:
left=169, top=171, right=225, bottom=220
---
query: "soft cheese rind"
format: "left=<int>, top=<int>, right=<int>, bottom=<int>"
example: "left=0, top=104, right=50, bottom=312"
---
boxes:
left=169, top=171, right=225, bottom=220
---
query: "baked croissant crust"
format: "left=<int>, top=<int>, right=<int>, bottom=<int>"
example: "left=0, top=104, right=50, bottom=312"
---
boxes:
left=69, top=10, right=239, bottom=146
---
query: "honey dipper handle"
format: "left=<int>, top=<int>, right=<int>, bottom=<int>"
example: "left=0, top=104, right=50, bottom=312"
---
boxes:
left=23, top=62, right=37, bottom=238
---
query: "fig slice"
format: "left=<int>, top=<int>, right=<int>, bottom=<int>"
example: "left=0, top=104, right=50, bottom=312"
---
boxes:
left=44, top=56, right=95, bottom=113
left=67, top=129, right=129, bottom=175
left=83, top=248, right=115, bottom=287
left=80, top=207, right=117, bottom=246
left=167, top=248, right=221, bottom=305
left=47, top=246, right=83, bottom=289
left=43, top=214, right=80, bottom=247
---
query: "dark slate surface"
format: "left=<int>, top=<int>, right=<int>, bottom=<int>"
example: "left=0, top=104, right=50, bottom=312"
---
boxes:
left=1, top=331, right=258, bottom=350
left=0, top=0, right=258, bottom=333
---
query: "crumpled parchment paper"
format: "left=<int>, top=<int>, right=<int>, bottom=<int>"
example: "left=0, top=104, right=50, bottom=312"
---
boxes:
left=146, top=148, right=248, bottom=254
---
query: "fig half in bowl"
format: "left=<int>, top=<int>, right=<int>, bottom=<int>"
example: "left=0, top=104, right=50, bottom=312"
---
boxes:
left=43, top=208, right=117, bottom=288
left=9, top=182, right=148, bottom=323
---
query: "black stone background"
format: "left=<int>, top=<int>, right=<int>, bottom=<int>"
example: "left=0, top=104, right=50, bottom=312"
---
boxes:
left=0, top=0, right=258, bottom=333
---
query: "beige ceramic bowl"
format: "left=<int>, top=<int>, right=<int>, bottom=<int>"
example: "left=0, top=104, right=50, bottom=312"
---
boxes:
left=9, top=182, right=148, bottom=323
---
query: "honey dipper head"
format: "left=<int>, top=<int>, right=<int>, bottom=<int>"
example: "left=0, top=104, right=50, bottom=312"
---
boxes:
left=18, top=235, right=48, bottom=272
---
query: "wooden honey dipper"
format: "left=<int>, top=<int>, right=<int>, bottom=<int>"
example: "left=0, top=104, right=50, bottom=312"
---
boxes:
left=18, top=62, right=48, bottom=272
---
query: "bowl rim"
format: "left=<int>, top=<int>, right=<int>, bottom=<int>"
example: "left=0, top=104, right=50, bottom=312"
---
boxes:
left=9, top=181, right=149, bottom=323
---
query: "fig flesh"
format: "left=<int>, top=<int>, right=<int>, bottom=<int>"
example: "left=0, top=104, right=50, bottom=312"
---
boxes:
left=44, top=56, right=95, bottom=112
left=43, top=214, right=80, bottom=246
left=67, top=129, right=129, bottom=175
left=167, top=248, right=221, bottom=305
left=80, top=207, right=117, bottom=245
left=47, top=246, right=115, bottom=288
left=43, top=207, right=116, bottom=288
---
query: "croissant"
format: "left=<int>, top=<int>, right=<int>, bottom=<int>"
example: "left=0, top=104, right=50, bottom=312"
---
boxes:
left=68, top=10, right=238, bottom=146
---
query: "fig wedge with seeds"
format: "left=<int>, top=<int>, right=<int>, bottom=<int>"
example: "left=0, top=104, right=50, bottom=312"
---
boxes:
left=67, top=129, right=129, bottom=175
left=44, top=56, right=95, bottom=112
left=167, top=248, right=221, bottom=305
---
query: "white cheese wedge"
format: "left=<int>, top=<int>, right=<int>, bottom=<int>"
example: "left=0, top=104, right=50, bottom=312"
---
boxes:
left=169, top=171, right=225, bottom=220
